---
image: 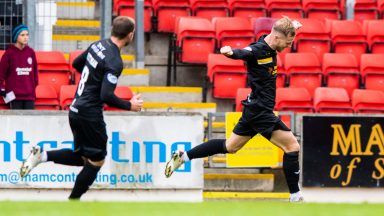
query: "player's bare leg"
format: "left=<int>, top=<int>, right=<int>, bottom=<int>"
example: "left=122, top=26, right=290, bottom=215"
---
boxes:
left=270, top=130, right=303, bottom=202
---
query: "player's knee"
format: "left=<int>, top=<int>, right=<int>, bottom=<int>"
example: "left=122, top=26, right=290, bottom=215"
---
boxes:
left=284, top=141, right=300, bottom=153
left=88, top=159, right=105, bottom=167
left=226, top=144, right=240, bottom=154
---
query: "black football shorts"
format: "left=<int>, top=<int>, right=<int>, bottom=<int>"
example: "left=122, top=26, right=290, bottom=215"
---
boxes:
left=233, top=106, right=291, bottom=140
left=69, top=113, right=108, bottom=161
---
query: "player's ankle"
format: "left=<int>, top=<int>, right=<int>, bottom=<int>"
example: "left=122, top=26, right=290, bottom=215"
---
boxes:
left=181, top=151, right=190, bottom=162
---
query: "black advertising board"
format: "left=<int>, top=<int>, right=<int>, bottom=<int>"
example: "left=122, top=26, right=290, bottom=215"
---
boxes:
left=302, top=116, right=384, bottom=187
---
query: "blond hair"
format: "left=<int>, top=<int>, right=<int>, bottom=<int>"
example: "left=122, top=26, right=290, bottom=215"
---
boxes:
left=272, top=17, right=296, bottom=37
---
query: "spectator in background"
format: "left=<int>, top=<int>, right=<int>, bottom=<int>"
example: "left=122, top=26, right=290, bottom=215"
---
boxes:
left=0, top=24, right=38, bottom=109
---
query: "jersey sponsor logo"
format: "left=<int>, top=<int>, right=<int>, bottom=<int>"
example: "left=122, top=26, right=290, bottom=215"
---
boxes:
left=257, top=57, right=273, bottom=65
left=16, top=67, right=32, bottom=75
left=268, top=66, right=277, bottom=75
left=86, top=53, right=98, bottom=69
left=107, top=73, right=118, bottom=84
left=91, top=43, right=106, bottom=59
left=27, top=57, right=32, bottom=65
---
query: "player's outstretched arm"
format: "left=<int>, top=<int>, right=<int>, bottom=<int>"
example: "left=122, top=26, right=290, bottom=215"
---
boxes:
left=220, top=45, right=253, bottom=61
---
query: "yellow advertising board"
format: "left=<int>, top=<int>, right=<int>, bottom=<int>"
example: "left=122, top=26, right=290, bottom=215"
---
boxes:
left=225, top=112, right=283, bottom=168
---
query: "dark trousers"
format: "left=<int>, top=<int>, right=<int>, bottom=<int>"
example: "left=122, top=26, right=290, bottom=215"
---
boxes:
left=10, top=100, right=35, bottom=110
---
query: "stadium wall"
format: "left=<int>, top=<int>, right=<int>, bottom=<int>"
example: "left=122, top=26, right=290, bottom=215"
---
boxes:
left=0, top=111, right=204, bottom=201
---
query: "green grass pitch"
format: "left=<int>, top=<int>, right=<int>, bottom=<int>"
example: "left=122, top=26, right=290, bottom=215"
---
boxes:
left=0, top=201, right=382, bottom=216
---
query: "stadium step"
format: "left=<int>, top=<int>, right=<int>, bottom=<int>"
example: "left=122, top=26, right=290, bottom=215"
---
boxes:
left=55, top=19, right=100, bottom=28
left=53, top=34, right=100, bottom=53
left=203, top=192, right=290, bottom=200
left=141, top=102, right=216, bottom=116
left=56, top=1, right=96, bottom=19
left=64, top=53, right=135, bottom=68
left=204, top=168, right=274, bottom=192
left=53, top=19, right=100, bottom=35
left=130, top=86, right=203, bottom=103
left=203, top=155, right=226, bottom=167
left=203, top=121, right=225, bottom=129
left=118, top=69, right=150, bottom=86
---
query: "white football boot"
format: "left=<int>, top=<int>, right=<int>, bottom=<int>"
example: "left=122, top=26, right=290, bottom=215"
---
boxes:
left=20, top=146, right=42, bottom=178
left=164, top=150, right=185, bottom=178
left=289, top=191, right=304, bottom=203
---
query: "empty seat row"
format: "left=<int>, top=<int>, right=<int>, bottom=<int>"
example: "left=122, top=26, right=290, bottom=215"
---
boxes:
left=280, top=53, right=384, bottom=95
left=254, top=17, right=383, bottom=60
left=208, top=53, right=384, bottom=99
left=113, top=0, right=384, bottom=32
left=235, top=87, right=384, bottom=114
left=174, top=17, right=384, bottom=65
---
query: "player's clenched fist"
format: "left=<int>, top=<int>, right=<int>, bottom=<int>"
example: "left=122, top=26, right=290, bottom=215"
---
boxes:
left=220, top=46, right=233, bottom=56
left=130, top=93, right=144, bottom=112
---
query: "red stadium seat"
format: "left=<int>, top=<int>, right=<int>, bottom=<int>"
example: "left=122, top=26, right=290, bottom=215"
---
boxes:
left=340, top=0, right=347, bottom=18
left=378, top=0, right=384, bottom=17
left=285, top=53, right=322, bottom=96
left=228, top=0, right=267, bottom=18
left=104, top=86, right=133, bottom=111
left=365, top=20, right=384, bottom=53
left=190, top=0, right=229, bottom=20
left=294, top=18, right=331, bottom=61
left=252, top=17, right=276, bottom=40
left=324, top=18, right=333, bottom=33
left=115, top=0, right=153, bottom=32
left=175, top=17, right=216, bottom=64
left=354, top=0, right=379, bottom=22
left=68, top=50, right=84, bottom=85
left=235, top=87, right=251, bottom=111
left=330, top=20, right=367, bottom=63
left=35, top=51, right=71, bottom=95
left=0, top=50, right=4, bottom=60
left=277, top=46, right=291, bottom=62
left=302, top=0, right=341, bottom=20
left=276, top=54, right=286, bottom=88
left=265, top=0, right=304, bottom=19
left=213, top=17, right=254, bottom=49
left=59, top=85, right=77, bottom=110
left=152, top=0, right=191, bottom=33
left=35, top=85, right=60, bottom=110
left=322, top=53, right=360, bottom=96
left=276, top=87, right=314, bottom=113
left=207, top=54, right=247, bottom=99
left=314, top=87, right=353, bottom=113
left=352, top=89, right=384, bottom=113
left=360, top=54, right=384, bottom=91
left=0, top=97, right=8, bottom=110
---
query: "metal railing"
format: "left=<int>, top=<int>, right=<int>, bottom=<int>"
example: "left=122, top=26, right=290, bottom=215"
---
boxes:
left=0, top=0, right=23, bottom=50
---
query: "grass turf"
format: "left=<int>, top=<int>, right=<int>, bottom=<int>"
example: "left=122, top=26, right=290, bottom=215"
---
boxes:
left=0, top=201, right=382, bottom=216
